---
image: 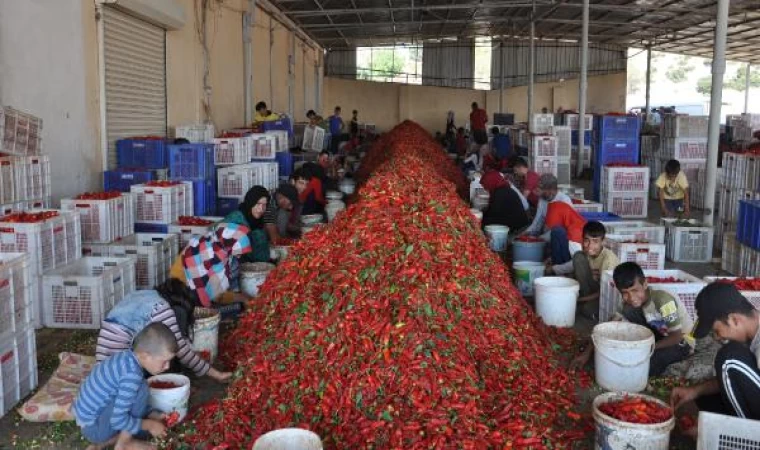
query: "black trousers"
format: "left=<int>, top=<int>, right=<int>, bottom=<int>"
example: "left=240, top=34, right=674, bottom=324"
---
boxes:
left=696, top=341, right=760, bottom=420
left=621, top=305, right=691, bottom=376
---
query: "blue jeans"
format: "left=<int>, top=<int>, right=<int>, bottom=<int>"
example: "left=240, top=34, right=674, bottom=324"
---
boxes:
left=550, top=227, right=572, bottom=265
left=81, top=382, right=151, bottom=444
left=664, top=199, right=684, bottom=214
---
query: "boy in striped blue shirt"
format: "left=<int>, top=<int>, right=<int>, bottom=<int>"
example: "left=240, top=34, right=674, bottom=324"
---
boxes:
left=73, top=323, right=178, bottom=450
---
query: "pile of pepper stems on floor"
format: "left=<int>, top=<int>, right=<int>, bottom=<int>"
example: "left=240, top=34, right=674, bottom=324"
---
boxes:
left=179, top=121, right=592, bottom=449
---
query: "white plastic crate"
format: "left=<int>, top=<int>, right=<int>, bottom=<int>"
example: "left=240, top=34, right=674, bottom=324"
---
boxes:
left=15, top=156, right=51, bottom=202
left=42, top=256, right=136, bottom=329
left=217, top=162, right=279, bottom=198
left=86, top=234, right=178, bottom=290
left=0, top=106, right=43, bottom=156
left=530, top=113, right=554, bottom=134
left=265, top=130, right=289, bottom=153
left=558, top=184, right=584, bottom=199
left=0, top=327, right=37, bottom=420
left=531, top=156, right=558, bottom=176
left=557, top=160, right=571, bottom=184
left=0, top=253, right=31, bottom=342
left=722, top=232, right=741, bottom=275
left=606, top=235, right=666, bottom=270
left=303, top=126, right=326, bottom=152
left=529, top=135, right=558, bottom=158
left=60, top=194, right=134, bottom=244
left=703, top=276, right=760, bottom=310
left=214, top=137, right=251, bottom=165
left=603, top=192, right=648, bottom=218
left=0, top=198, right=51, bottom=216
left=168, top=217, right=223, bottom=249
left=740, top=244, right=760, bottom=277
left=697, top=411, right=760, bottom=449
left=601, top=221, right=666, bottom=244
left=640, top=135, right=660, bottom=156
left=599, top=269, right=706, bottom=322
left=572, top=144, right=592, bottom=168
left=175, top=123, right=215, bottom=143
left=601, top=166, right=650, bottom=193
left=662, top=138, right=708, bottom=160
left=549, top=126, right=572, bottom=159
left=661, top=114, right=709, bottom=139
left=719, top=186, right=760, bottom=223
left=722, top=152, right=760, bottom=191
left=564, top=114, right=593, bottom=131
left=0, top=158, right=15, bottom=204
left=130, top=183, right=192, bottom=225
left=665, top=220, right=714, bottom=263
left=251, top=134, right=277, bottom=159
left=571, top=200, right=603, bottom=213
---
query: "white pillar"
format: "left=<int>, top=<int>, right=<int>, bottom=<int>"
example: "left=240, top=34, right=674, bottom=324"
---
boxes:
left=528, top=20, right=535, bottom=125
left=703, top=0, right=729, bottom=226
left=244, top=0, right=255, bottom=124
left=744, top=63, right=751, bottom=114
left=644, top=46, right=652, bottom=124
left=499, top=40, right=504, bottom=114
left=576, top=0, right=589, bottom=176
left=288, top=33, right=295, bottom=118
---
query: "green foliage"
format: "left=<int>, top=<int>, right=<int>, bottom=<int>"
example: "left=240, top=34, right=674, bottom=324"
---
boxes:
left=665, top=56, right=694, bottom=84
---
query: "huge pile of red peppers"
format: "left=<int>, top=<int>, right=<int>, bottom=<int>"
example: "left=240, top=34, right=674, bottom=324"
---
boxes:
left=183, top=121, right=587, bottom=449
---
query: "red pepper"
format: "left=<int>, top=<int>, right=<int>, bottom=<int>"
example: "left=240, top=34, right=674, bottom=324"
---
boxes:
left=165, top=411, right=181, bottom=427
left=599, top=397, right=672, bottom=424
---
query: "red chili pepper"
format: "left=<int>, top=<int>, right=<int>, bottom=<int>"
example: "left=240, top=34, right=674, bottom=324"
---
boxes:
left=165, top=411, right=181, bottom=427
left=599, top=397, right=672, bottom=424
left=150, top=381, right=180, bottom=390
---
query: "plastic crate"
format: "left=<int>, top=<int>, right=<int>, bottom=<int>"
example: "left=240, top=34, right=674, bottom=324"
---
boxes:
left=0, top=253, right=31, bottom=343
left=665, top=220, right=715, bottom=263
left=217, top=197, right=239, bottom=216
left=603, top=192, right=648, bottom=218
left=596, top=115, right=641, bottom=142
left=134, top=223, right=169, bottom=234
left=559, top=185, right=584, bottom=199
left=15, top=156, right=51, bottom=202
left=602, top=221, right=666, bottom=244
left=276, top=152, right=295, bottom=178
left=191, top=179, right=216, bottom=216
left=168, top=144, right=215, bottom=180
left=0, top=158, right=15, bottom=205
left=661, top=114, right=709, bottom=139
left=90, top=233, right=178, bottom=290
left=217, top=162, right=279, bottom=198
left=0, top=106, right=43, bottom=156
left=606, top=235, right=665, bottom=270
left=529, top=135, right=558, bottom=158
left=168, top=217, right=223, bottom=250
left=0, top=327, right=37, bottom=419
left=601, top=166, right=650, bottom=193
left=530, top=114, right=554, bottom=134
left=696, top=411, right=760, bottom=449
left=60, top=194, right=134, bottom=244
left=703, top=277, right=760, bottom=310
left=740, top=244, right=760, bottom=277
left=42, top=256, right=136, bottom=329
left=599, top=269, right=705, bottom=322
left=581, top=212, right=622, bottom=222
left=174, top=123, right=215, bottom=143
left=116, top=138, right=168, bottom=169
left=261, top=117, right=293, bottom=136
left=557, top=160, right=571, bottom=184
left=302, top=126, right=326, bottom=152
left=565, top=114, right=593, bottom=131
left=550, top=126, right=572, bottom=159
left=571, top=200, right=603, bottom=213
left=213, top=137, right=249, bottom=166
left=130, top=182, right=192, bottom=224
left=595, top=139, right=640, bottom=166
left=103, top=170, right=157, bottom=192
left=265, top=130, right=290, bottom=153
left=531, top=156, right=557, bottom=177
left=721, top=232, right=741, bottom=274
left=661, top=138, right=708, bottom=160
left=737, top=200, right=760, bottom=249
left=572, top=144, right=593, bottom=167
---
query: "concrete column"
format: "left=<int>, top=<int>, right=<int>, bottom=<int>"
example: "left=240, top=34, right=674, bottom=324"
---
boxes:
left=244, top=0, right=255, bottom=124
left=644, top=46, right=652, bottom=123
left=499, top=40, right=504, bottom=114
left=703, top=0, right=729, bottom=226
left=576, top=0, right=589, bottom=176
left=528, top=20, right=535, bottom=125
left=745, top=63, right=751, bottom=114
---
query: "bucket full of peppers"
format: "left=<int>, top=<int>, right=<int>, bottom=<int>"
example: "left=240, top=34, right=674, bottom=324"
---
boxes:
left=592, top=392, right=675, bottom=450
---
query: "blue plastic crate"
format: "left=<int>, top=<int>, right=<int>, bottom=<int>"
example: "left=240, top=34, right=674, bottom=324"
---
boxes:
left=276, top=152, right=294, bottom=178
left=737, top=200, right=760, bottom=249
left=169, top=144, right=215, bottom=180
left=117, top=139, right=168, bottom=169
left=596, top=115, right=641, bottom=142
left=192, top=179, right=217, bottom=216
left=104, top=170, right=155, bottom=192
left=261, top=117, right=293, bottom=136
left=595, top=139, right=640, bottom=166
left=571, top=130, right=592, bottom=146
left=580, top=212, right=622, bottom=222
left=134, top=223, right=169, bottom=234
left=217, top=197, right=239, bottom=217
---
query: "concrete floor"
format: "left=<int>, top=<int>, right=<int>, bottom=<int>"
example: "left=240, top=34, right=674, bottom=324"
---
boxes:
left=0, top=179, right=721, bottom=449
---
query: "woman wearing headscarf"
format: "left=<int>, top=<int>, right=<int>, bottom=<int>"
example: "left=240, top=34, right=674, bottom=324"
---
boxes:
left=223, top=186, right=271, bottom=263
left=480, top=170, right=531, bottom=232
left=265, top=184, right=302, bottom=242
left=95, top=279, right=231, bottom=382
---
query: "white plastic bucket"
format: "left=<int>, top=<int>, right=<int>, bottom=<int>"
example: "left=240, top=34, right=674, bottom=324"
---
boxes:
left=484, top=225, right=509, bottom=252
left=472, top=193, right=489, bottom=211
left=325, top=201, right=345, bottom=222
left=253, top=428, right=323, bottom=450
left=192, top=307, right=221, bottom=363
left=147, top=374, right=191, bottom=421
left=534, top=277, right=579, bottom=327
left=301, top=214, right=323, bottom=226
left=512, top=240, right=545, bottom=262
left=592, top=322, right=655, bottom=393
left=240, top=262, right=275, bottom=297
left=326, top=190, right=343, bottom=201
left=339, top=179, right=356, bottom=195
left=592, top=392, right=674, bottom=450
left=513, top=261, right=545, bottom=297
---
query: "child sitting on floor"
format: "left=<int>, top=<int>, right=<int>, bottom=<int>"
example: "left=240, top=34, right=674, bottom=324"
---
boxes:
left=573, top=221, right=620, bottom=321
left=73, top=323, right=178, bottom=450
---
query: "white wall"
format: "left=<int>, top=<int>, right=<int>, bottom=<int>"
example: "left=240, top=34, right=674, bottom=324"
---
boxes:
left=0, top=0, right=102, bottom=203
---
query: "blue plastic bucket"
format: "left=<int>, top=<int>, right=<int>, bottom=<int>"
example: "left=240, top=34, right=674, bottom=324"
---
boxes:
left=512, top=240, right=545, bottom=262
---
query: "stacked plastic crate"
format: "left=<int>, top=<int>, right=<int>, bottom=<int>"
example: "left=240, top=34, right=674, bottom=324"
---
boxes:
left=717, top=151, right=760, bottom=275
left=130, top=181, right=193, bottom=233
left=600, top=164, right=649, bottom=218
left=564, top=113, right=593, bottom=174
left=737, top=197, right=760, bottom=276
left=640, top=135, right=661, bottom=200
left=603, top=221, right=666, bottom=270
left=215, top=130, right=279, bottom=217
left=660, top=114, right=709, bottom=210
left=0, top=252, right=38, bottom=419
left=549, top=126, right=572, bottom=184
left=105, top=137, right=170, bottom=193
left=168, top=143, right=217, bottom=217
left=528, top=134, right=558, bottom=178
left=593, top=115, right=641, bottom=201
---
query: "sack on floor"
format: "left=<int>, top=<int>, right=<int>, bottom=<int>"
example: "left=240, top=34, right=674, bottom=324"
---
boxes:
left=18, top=352, right=96, bottom=422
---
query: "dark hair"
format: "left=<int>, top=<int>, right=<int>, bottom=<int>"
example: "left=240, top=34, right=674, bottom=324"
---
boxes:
left=173, top=138, right=190, bottom=145
left=352, top=110, right=358, bottom=114
left=471, top=102, right=479, bottom=109
left=491, top=126, right=500, bottom=135
left=306, top=110, right=316, bottom=117
left=613, top=262, right=646, bottom=291
left=156, top=279, right=200, bottom=337
left=133, top=322, right=179, bottom=355
left=255, top=101, right=267, bottom=111
left=665, top=159, right=681, bottom=176
left=319, top=150, right=330, bottom=157
left=583, top=221, right=606, bottom=239
left=335, top=106, right=341, bottom=111
left=292, top=167, right=311, bottom=182
left=512, top=156, right=529, bottom=168
left=457, top=127, right=465, bottom=133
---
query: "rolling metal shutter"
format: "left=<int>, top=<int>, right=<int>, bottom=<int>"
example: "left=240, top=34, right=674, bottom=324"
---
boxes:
left=103, top=7, right=167, bottom=169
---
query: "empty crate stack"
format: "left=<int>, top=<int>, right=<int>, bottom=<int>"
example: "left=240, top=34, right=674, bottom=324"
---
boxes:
left=130, top=181, right=193, bottom=233
left=549, top=126, right=572, bottom=184
left=564, top=113, right=593, bottom=174
left=640, top=135, right=661, bottom=200
left=169, top=143, right=216, bottom=216
left=600, top=164, right=649, bottom=218
left=215, top=130, right=279, bottom=217
left=528, top=134, right=558, bottom=179
left=106, top=137, right=170, bottom=193
left=660, top=114, right=709, bottom=210
left=593, top=115, right=641, bottom=201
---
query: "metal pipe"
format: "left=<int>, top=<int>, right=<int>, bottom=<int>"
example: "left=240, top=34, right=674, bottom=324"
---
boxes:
left=576, top=0, right=589, bottom=176
left=644, top=46, right=652, bottom=124
left=527, top=9, right=535, bottom=125
left=96, top=4, right=109, bottom=171
left=703, top=0, right=729, bottom=227
left=289, top=33, right=296, bottom=118
left=745, top=63, right=751, bottom=114
left=244, top=0, right=255, bottom=124
left=499, top=40, right=504, bottom=113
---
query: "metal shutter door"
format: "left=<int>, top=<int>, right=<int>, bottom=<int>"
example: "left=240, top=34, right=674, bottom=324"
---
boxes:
left=103, top=7, right=167, bottom=169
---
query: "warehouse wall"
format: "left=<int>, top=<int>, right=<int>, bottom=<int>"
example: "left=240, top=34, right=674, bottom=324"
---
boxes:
left=0, top=0, right=103, bottom=203
left=325, top=72, right=626, bottom=133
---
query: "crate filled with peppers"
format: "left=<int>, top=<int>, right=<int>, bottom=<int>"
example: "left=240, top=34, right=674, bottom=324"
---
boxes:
left=704, top=277, right=760, bottom=310
left=177, top=122, right=591, bottom=449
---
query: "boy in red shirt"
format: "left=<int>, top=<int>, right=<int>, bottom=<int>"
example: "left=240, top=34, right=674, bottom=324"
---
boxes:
left=543, top=175, right=587, bottom=276
left=469, top=102, right=488, bottom=149
left=512, top=157, right=541, bottom=207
